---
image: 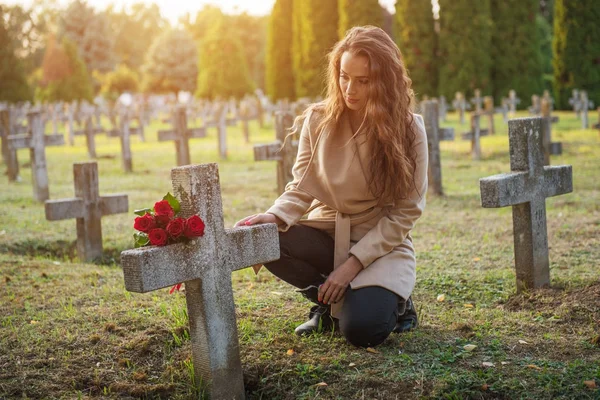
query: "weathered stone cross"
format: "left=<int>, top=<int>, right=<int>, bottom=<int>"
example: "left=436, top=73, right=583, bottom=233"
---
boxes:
left=254, top=111, right=298, bottom=194
left=422, top=100, right=444, bottom=196
left=74, top=115, right=105, bottom=159
left=580, top=91, right=594, bottom=129
left=470, top=89, right=483, bottom=113
left=540, top=98, right=562, bottom=165
left=1, top=107, right=21, bottom=182
left=120, top=163, right=280, bottom=399
left=507, top=89, right=520, bottom=117
left=45, top=162, right=128, bottom=261
left=479, top=117, right=573, bottom=291
left=7, top=110, right=64, bottom=202
left=568, top=89, right=580, bottom=118
left=158, top=105, right=206, bottom=166
left=452, top=92, right=467, bottom=124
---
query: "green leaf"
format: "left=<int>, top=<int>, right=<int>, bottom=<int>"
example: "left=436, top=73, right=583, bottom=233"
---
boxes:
left=134, top=232, right=149, bottom=248
left=163, top=192, right=181, bottom=215
left=134, top=208, right=152, bottom=216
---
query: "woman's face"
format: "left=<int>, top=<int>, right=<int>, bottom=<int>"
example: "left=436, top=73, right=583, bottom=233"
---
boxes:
left=339, top=51, right=370, bottom=112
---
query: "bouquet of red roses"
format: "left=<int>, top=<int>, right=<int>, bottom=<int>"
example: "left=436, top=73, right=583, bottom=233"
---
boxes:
left=133, top=192, right=205, bottom=248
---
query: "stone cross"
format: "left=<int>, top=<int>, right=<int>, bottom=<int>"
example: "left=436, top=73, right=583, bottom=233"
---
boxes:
left=568, top=89, right=580, bottom=118
left=529, top=95, right=541, bottom=115
left=507, top=90, right=520, bottom=117
left=118, top=107, right=133, bottom=173
left=499, top=97, right=509, bottom=123
left=479, top=117, right=573, bottom=291
left=8, top=111, right=65, bottom=202
left=422, top=100, right=444, bottom=196
left=438, top=95, right=447, bottom=122
left=74, top=114, right=105, bottom=159
left=254, top=111, right=299, bottom=194
left=45, top=162, right=128, bottom=261
left=542, top=90, right=554, bottom=113
left=461, top=113, right=489, bottom=140
left=1, top=107, right=21, bottom=182
left=470, top=89, right=483, bottom=113
left=540, top=98, right=562, bottom=165
left=239, top=99, right=258, bottom=144
left=452, top=92, right=467, bottom=124
left=65, top=102, right=77, bottom=146
left=158, top=105, right=206, bottom=166
left=205, top=103, right=237, bottom=160
left=470, top=113, right=482, bottom=161
left=120, top=163, right=280, bottom=399
left=580, top=91, right=594, bottom=129
left=482, top=96, right=496, bottom=134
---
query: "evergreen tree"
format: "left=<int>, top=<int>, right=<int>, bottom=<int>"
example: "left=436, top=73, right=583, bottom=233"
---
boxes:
left=266, top=0, right=295, bottom=100
left=396, top=0, right=437, bottom=98
left=0, top=9, right=32, bottom=103
left=490, top=0, right=543, bottom=107
left=552, top=0, right=600, bottom=108
left=292, top=0, right=339, bottom=98
left=142, top=29, right=198, bottom=95
left=438, top=0, right=492, bottom=100
left=537, top=14, right=553, bottom=93
left=338, top=0, right=383, bottom=39
left=196, top=18, right=254, bottom=99
left=230, top=13, right=268, bottom=92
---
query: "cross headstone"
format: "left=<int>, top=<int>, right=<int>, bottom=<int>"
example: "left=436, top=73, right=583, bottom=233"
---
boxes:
left=580, top=91, right=594, bottom=129
left=45, top=162, right=128, bottom=261
left=120, top=163, right=280, bottom=399
left=507, top=90, right=521, bottom=117
left=439, top=95, right=447, bottom=122
left=568, top=89, right=580, bottom=118
left=479, top=117, right=573, bottom=291
left=205, top=103, right=237, bottom=160
left=422, top=100, right=444, bottom=196
left=482, top=96, right=495, bottom=134
left=470, top=113, right=482, bottom=161
left=452, top=92, right=467, bottom=124
left=239, top=98, right=258, bottom=144
left=470, top=89, right=483, bottom=113
left=118, top=107, right=133, bottom=173
left=499, top=97, right=509, bottom=123
left=7, top=111, right=65, bottom=202
left=65, top=102, right=77, bottom=146
left=254, top=111, right=299, bottom=194
left=542, top=90, right=554, bottom=113
left=74, top=112, right=105, bottom=159
left=529, top=95, right=541, bottom=115
left=540, top=98, right=562, bottom=165
left=1, top=107, right=21, bottom=182
left=461, top=113, right=489, bottom=140
left=158, top=105, right=207, bottom=166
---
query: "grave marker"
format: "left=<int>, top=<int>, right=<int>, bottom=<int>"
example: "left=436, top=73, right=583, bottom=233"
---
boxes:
left=479, top=117, right=573, bottom=291
left=452, top=92, right=467, bottom=124
left=529, top=94, right=541, bottom=115
left=483, top=96, right=496, bottom=134
left=422, top=100, right=444, bottom=196
left=121, top=163, right=280, bottom=399
left=507, top=90, right=520, bottom=117
left=470, top=89, right=483, bottom=113
left=158, top=106, right=207, bottom=166
left=470, top=113, right=482, bottom=161
left=568, top=89, right=580, bottom=118
left=254, top=111, right=298, bottom=194
left=45, top=162, right=128, bottom=261
left=7, top=111, right=64, bottom=201
left=0, top=108, right=21, bottom=182
left=540, top=98, right=562, bottom=165
left=580, top=91, right=594, bottom=129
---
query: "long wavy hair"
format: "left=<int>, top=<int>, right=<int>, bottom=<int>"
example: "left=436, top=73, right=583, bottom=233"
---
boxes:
left=292, top=26, right=418, bottom=202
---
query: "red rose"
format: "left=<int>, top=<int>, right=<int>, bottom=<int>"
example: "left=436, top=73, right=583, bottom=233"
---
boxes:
left=154, top=200, right=174, bottom=217
left=148, top=228, right=168, bottom=246
left=166, top=217, right=186, bottom=239
left=133, top=213, right=155, bottom=233
left=154, top=214, right=171, bottom=228
left=184, top=215, right=205, bottom=238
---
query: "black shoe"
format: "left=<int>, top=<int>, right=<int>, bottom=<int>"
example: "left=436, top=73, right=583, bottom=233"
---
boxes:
left=393, top=297, right=418, bottom=333
left=295, top=305, right=338, bottom=336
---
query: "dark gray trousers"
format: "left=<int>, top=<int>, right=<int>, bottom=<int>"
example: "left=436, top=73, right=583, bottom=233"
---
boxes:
left=263, top=224, right=399, bottom=347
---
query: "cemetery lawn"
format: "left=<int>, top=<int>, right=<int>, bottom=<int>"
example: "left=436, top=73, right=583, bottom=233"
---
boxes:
left=1, top=112, right=599, bottom=399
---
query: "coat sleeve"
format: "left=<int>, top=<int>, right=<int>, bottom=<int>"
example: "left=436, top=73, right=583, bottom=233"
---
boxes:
left=265, top=111, right=316, bottom=232
left=349, top=115, right=429, bottom=268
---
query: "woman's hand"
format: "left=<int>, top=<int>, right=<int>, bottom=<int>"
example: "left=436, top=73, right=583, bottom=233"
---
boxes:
left=234, top=213, right=282, bottom=228
left=319, top=256, right=363, bottom=304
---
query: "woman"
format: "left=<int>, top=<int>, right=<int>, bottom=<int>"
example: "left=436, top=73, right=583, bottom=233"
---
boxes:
left=235, top=26, right=428, bottom=348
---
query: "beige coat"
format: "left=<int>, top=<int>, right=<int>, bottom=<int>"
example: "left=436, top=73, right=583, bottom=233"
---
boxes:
left=265, top=108, right=428, bottom=317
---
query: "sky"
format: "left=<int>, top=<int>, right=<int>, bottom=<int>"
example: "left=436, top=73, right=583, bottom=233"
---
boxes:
left=6, top=0, right=400, bottom=24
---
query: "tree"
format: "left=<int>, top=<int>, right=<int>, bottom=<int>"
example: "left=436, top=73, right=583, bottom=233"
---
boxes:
left=0, top=8, right=32, bottom=103
left=292, top=0, right=339, bottom=98
left=438, top=0, right=492, bottom=100
left=107, top=3, right=168, bottom=71
left=142, top=29, right=197, bottom=95
left=552, top=0, right=600, bottom=109
left=60, top=0, right=115, bottom=73
left=99, top=64, right=140, bottom=102
left=396, top=0, right=437, bottom=98
left=230, top=13, right=268, bottom=92
left=490, top=0, right=543, bottom=107
left=266, top=0, right=295, bottom=100
left=196, top=19, right=254, bottom=99
left=338, top=0, right=383, bottom=39
left=36, top=35, right=93, bottom=103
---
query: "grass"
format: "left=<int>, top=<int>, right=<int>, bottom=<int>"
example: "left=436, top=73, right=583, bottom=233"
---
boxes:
left=0, top=110, right=599, bottom=399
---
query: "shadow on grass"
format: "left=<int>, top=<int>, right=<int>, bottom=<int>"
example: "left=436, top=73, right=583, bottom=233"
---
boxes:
left=0, top=239, right=124, bottom=266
